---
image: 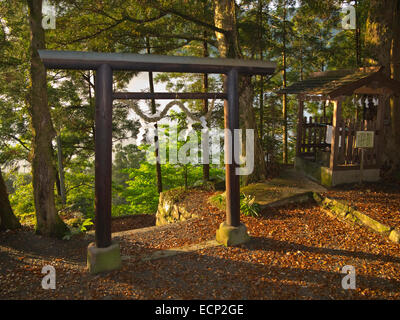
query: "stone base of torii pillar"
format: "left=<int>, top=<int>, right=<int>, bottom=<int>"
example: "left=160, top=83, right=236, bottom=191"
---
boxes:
left=87, top=241, right=122, bottom=274
left=216, top=222, right=250, bottom=247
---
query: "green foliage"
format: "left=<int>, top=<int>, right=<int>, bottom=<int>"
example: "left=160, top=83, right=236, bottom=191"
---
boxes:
left=209, top=192, right=261, bottom=217
left=8, top=174, right=35, bottom=225
left=63, top=217, right=94, bottom=240
left=113, top=162, right=224, bottom=215
left=162, top=186, right=187, bottom=203
left=79, top=218, right=94, bottom=232
left=210, top=193, right=225, bottom=211
left=0, top=1, right=31, bottom=149
left=65, top=165, right=95, bottom=219
left=113, top=162, right=161, bottom=216
left=112, top=143, right=145, bottom=185
left=240, top=193, right=261, bottom=217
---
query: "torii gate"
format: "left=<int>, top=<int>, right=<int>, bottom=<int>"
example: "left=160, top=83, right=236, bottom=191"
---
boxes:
left=39, top=50, right=276, bottom=273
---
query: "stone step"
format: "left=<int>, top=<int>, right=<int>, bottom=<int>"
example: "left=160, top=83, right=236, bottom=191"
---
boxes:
left=121, top=239, right=221, bottom=262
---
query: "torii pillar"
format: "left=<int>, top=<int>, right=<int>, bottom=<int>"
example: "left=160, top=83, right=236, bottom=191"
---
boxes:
left=215, top=69, right=250, bottom=246
left=87, top=64, right=122, bottom=274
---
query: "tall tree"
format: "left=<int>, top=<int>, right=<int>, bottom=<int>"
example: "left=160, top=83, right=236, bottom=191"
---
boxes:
left=0, top=168, right=21, bottom=231
left=281, top=0, right=288, bottom=164
left=354, top=0, right=362, bottom=67
left=214, top=0, right=267, bottom=184
left=258, top=0, right=265, bottom=143
left=27, top=0, right=68, bottom=237
left=365, top=0, right=400, bottom=176
left=146, top=37, right=163, bottom=193
left=202, top=36, right=210, bottom=182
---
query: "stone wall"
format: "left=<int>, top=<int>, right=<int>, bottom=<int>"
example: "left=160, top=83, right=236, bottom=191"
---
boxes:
left=155, top=187, right=198, bottom=226
left=294, top=156, right=332, bottom=187
left=295, top=156, right=381, bottom=187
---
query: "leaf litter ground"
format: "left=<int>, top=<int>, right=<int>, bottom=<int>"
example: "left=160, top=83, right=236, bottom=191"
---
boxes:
left=1, top=189, right=399, bottom=299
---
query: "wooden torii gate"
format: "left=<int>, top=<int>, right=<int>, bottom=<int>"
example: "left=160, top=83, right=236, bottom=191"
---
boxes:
left=39, top=50, right=276, bottom=273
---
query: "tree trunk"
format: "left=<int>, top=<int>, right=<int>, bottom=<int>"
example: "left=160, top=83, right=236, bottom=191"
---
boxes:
left=55, top=168, right=61, bottom=196
left=355, top=0, right=362, bottom=67
left=259, top=75, right=264, bottom=142
left=146, top=37, right=163, bottom=193
left=239, top=76, right=268, bottom=185
left=27, top=0, right=68, bottom=238
left=365, top=0, right=400, bottom=177
left=202, top=35, right=210, bottom=182
left=0, top=168, right=21, bottom=231
left=258, top=0, right=264, bottom=143
left=56, top=135, right=67, bottom=204
left=184, top=166, right=188, bottom=190
left=282, top=1, right=288, bottom=164
left=214, top=0, right=267, bottom=185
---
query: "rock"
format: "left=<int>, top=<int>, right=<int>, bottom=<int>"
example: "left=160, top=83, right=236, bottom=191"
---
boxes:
left=193, top=180, right=204, bottom=188
left=216, top=222, right=250, bottom=247
left=213, top=179, right=226, bottom=191
left=155, top=187, right=197, bottom=226
left=87, top=241, right=122, bottom=274
left=171, top=205, right=180, bottom=220
left=389, top=230, right=400, bottom=243
left=178, top=205, right=192, bottom=219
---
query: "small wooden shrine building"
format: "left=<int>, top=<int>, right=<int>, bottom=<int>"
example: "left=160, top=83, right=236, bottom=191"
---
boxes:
left=277, top=67, right=400, bottom=187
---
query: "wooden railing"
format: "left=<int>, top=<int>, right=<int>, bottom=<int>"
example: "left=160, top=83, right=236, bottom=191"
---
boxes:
left=298, top=117, right=332, bottom=157
left=298, top=117, right=379, bottom=169
left=335, top=119, right=378, bottom=168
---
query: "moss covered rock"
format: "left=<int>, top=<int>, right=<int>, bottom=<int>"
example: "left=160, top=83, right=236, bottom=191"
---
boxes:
left=156, top=187, right=198, bottom=226
left=87, top=241, right=122, bottom=274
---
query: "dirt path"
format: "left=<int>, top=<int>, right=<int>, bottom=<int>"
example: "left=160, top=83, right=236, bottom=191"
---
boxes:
left=1, top=190, right=400, bottom=300
left=240, top=168, right=327, bottom=207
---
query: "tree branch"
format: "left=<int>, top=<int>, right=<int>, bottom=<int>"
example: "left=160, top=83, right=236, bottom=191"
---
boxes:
left=56, top=19, right=125, bottom=45
left=123, top=12, right=167, bottom=24
left=7, top=135, right=30, bottom=152
left=81, top=72, right=95, bottom=90
left=155, top=6, right=226, bottom=34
